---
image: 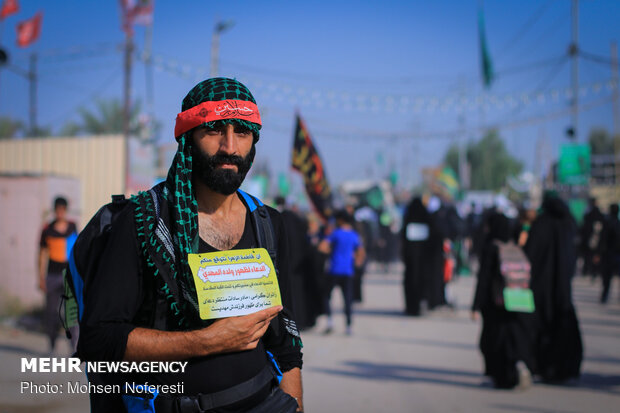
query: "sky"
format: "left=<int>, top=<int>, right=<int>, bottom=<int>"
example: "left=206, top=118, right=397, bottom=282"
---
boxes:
left=1, top=0, right=619, bottom=193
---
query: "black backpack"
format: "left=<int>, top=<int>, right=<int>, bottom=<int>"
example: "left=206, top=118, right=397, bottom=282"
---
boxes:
left=62, top=185, right=277, bottom=337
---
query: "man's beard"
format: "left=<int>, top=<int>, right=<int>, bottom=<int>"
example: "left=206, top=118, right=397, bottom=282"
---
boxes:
left=191, top=144, right=255, bottom=195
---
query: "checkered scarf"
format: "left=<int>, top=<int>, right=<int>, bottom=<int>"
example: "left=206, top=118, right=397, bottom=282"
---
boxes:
left=132, top=78, right=261, bottom=328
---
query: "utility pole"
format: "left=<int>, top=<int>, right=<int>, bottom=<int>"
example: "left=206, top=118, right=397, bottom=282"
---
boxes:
left=210, top=20, right=234, bottom=77
left=569, top=0, right=579, bottom=141
left=0, top=21, right=4, bottom=106
left=611, top=41, right=619, bottom=185
left=458, top=114, right=469, bottom=190
left=123, top=31, right=133, bottom=193
left=144, top=23, right=154, bottom=141
left=29, top=53, right=37, bottom=136
left=123, top=35, right=133, bottom=140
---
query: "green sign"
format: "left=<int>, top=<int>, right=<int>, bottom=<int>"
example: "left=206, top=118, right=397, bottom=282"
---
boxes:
left=503, top=287, right=535, bottom=313
left=558, top=144, right=590, bottom=185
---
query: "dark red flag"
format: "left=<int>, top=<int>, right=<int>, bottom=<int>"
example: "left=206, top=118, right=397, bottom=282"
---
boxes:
left=120, top=0, right=154, bottom=35
left=16, top=12, right=42, bottom=48
left=0, top=0, right=19, bottom=20
left=291, top=114, right=332, bottom=220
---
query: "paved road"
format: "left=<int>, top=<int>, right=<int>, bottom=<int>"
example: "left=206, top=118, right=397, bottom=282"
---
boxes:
left=302, top=264, right=620, bottom=413
left=1, top=264, right=619, bottom=413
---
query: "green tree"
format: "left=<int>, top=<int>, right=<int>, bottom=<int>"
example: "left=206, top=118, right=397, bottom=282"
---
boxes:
left=61, top=99, right=161, bottom=140
left=0, top=117, right=23, bottom=139
left=588, top=128, right=620, bottom=155
left=78, top=99, right=139, bottom=135
left=29, top=125, right=53, bottom=138
left=58, top=121, right=81, bottom=137
left=443, top=130, right=523, bottom=191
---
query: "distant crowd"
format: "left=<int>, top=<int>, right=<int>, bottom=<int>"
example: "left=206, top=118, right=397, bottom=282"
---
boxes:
left=278, top=191, right=619, bottom=390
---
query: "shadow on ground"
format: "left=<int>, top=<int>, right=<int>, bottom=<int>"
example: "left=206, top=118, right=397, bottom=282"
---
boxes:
left=0, top=343, right=44, bottom=357
left=310, top=360, right=620, bottom=395
left=576, top=371, right=620, bottom=394
left=356, top=334, right=477, bottom=351
left=309, top=360, right=487, bottom=390
left=489, top=403, right=575, bottom=413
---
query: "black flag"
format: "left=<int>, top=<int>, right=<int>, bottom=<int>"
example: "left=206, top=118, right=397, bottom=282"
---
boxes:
left=291, top=114, right=332, bottom=220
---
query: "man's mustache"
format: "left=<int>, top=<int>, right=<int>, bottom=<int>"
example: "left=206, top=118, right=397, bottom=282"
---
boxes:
left=206, top=153, right=244, bottom=167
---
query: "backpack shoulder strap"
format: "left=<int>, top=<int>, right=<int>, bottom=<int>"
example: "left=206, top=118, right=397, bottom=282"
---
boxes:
left=237, top=190, right=283, bottom=337
left=237, top=189, right=277, bottom=265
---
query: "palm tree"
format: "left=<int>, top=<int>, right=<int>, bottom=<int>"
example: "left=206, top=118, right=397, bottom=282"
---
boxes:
left=0, top=117, right=23, bottom=139
left=79, top=99, right=141, bottom=135
left=60, top=99, right=161, bottom=140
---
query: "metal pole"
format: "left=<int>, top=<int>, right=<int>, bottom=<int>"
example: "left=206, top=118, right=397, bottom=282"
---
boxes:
left=29, top=53, right=37, bottom=137
left=210, top=28, right=220, bottom=77
left=145, top=24, right=154, bottom=141
left=612, top=41, right=619, bottom=136
left=570, top=0, right=579, bottom=141
left=123, top=33, right=133, bottom=193
left=458, top=114, right=468, bottom=190
left=210, top=21, right=234, bottom=78
left=0, top=20, right=4, bottom=107
left=611, top=41, right=619, bottom=185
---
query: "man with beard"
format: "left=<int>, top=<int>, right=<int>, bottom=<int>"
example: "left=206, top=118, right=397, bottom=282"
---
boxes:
left=524, top=192, right=583, bottom=383
left=78, top=78, right=303, bottom=412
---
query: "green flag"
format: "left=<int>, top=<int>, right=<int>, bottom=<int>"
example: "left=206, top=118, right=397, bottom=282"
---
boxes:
left=478, top=9, right=494, bottom=88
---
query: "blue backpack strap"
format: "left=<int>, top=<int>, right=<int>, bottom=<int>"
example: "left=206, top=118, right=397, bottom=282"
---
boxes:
left=266, top=351, right=283, bottom=384
left=237, top=189, right=282, bottom=340
left=237, top=189, right=277, bottom=265
left=237, top=189, right=262, bottom=212
left=122, top=384, right=158, bottom=413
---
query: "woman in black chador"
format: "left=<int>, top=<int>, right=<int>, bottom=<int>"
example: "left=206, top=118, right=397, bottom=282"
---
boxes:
left=401, top=197, right=429, bottom=315
left=471, top=211, right=537, bottom=389
left=401, top=197, right=442, bottom=315
left=524, top=193, right=583, bottom=383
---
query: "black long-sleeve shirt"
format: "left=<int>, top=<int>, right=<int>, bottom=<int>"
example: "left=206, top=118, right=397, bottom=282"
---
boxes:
left=78, top=197, right=302, bottom=397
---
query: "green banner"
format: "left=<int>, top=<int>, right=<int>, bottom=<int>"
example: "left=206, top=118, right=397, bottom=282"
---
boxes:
left=558, top=144, right=590, bottom=185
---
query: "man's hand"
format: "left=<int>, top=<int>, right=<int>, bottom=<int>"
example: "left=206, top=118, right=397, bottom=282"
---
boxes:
left=38, top=249, right=47, bottom=293
left=280, top=367, right=303, bottom=412
left=199, top=306, right=282, bottom=354
left=124, top=306, right=282, bottom=361
left=38, top=276, right=46, bottom=293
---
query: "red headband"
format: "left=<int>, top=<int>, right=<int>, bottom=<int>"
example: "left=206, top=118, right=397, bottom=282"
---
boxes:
left=174, top=100, right=261, bottom=138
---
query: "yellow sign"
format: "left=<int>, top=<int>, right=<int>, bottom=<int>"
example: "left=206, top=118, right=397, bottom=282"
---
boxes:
left=188, top=248, right=282, bottom=320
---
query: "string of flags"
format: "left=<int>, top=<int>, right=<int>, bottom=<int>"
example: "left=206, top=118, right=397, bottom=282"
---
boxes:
left=1, top=0, right=42, bottom=48
left=133, top=46, right=618, bottom=115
